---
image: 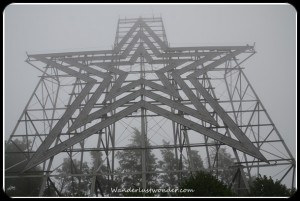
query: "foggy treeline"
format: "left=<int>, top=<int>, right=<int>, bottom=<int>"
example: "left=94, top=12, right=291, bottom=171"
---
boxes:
left=5, top=128, right=236, bottom=197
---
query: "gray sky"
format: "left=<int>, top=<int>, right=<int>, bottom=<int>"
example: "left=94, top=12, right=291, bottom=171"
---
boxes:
left=4, top=3, right=296, bottom=184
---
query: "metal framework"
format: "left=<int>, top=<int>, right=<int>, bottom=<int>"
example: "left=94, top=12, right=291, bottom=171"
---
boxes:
left=5, top=17, right=295, bottom=196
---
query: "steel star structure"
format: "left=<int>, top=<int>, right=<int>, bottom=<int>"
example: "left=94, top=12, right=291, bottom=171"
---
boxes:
left=6, top=17, right=295, bottom=196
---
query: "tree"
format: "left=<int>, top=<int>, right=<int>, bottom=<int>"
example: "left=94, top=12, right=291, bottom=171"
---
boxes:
left=90, top=151, right=121, bottom=196
left=186, top=149, right=204, bottom=171
left=5, top=138, right=44, bottom=197
left=209, top=147, right=237, bottom=186
left=158, top=141, right=204, bottom=191
left=43, top=181, right=58, bottom=197
left=249, top=175, right=296, bottom=197
left=56, top=158, right=91, bottom=196
left=158, top=140, right=181, bottom=190
left=178, top=170, right=235, bottom=196
left=116, top=128, right=158, bottom=192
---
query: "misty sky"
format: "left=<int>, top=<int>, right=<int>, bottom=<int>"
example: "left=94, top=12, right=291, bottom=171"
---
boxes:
left=4, top=3, right=296, bottom=184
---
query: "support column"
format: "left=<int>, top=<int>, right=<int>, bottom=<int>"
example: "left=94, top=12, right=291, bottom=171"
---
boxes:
left=140, top=38, right=147, bottom=192
left=141, top=107, right=147, bottom=191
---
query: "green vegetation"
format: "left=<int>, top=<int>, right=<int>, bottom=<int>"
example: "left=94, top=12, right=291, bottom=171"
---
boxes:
left=116, top=128, right=159, bottom=190
left=5, top=137, right=296, bottom=197
left=5, top=139, right=43, bottom=197
left=209, top=147, right=236, bottom=186
left=249, top=175, right=296, bottom=197
left=178, top=170, right=235, bottom=196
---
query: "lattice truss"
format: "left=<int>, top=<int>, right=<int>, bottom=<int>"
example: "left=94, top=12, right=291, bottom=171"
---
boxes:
left=6, top=17, right=295, bottom=196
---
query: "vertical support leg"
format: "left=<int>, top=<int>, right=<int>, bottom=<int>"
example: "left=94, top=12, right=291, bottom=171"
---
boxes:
left=141, top=107, right=147, bottom=192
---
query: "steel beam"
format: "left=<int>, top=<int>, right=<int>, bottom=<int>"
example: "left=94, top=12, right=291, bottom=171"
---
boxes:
left=171, top=72, right=217, bottom=125
left=129, top=44, right=153, bottom=64
left=114, top=18, right=141, bottom=52
left=32, top=56, right=95, bottom=83
left=189, top=77, right=267, bottom=162
left=23, top=102, right=143, bottom=171
left=187, top=46, right=252, bottom=78
left=142, top=101, right=268, bottom=162
left=69, top=76, right=112, bottom=131
left=27, top=50, right=113, bottom=58
left=168, top=46, right=254, bottom=52
left=71, top=90, right=141, bottom=130
left=60, top=58, right=110, bottom=79
left=155, top=70, right=180, bottom=97
left=139, top=20, right=168, bottom=50
left=174, top=52, right=221, bottom=75
left=23, top=83, right=94, bottom=171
